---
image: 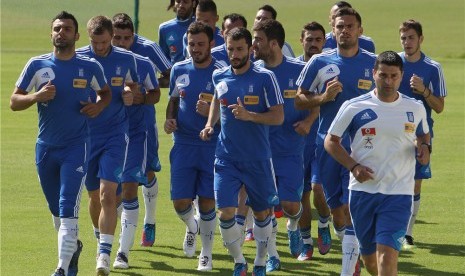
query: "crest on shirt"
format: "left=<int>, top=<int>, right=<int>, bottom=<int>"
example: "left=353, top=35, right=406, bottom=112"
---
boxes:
left=206, top=82, right=212, bottom=91
left=288, top=79, right=294, bottom=87
left=365, top=69, right=370, bottom=78
left=78, top=68, right=84, bottom=77
left=216, top=81, right=228, bottom=97
left=248, top=84, right=254, bottom=94
left=176, top=74, right=190, bottom=88
left=116, top=66, right=121, bottom=75
left=406, top=112, right=414, bottom=122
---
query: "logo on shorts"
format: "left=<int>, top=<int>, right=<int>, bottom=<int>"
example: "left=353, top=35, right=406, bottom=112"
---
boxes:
left=75, top=166, right=84, bottom=173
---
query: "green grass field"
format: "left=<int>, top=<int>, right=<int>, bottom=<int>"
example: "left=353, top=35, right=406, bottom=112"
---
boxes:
left=1, top=0, right=464, bottom=275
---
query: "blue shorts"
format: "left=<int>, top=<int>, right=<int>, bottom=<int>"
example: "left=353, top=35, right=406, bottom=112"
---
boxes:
left=36, top=142, right=88, bottom=218
left=146, top=123, right=161, bottom=173
left=303, top=147, right=320, bottom=193
left=86, top=133, right=128, bottom=191
left=316, top=144, right=349, bottom=209
left=121, top=131, right=147, bottom=184
left=170, top=144, right=215, bottom=200
left=214, top=158, right=279, bottom=212
left=273, top=155, right=304, bottom=202
left=349, top=190, right=412, bottom=255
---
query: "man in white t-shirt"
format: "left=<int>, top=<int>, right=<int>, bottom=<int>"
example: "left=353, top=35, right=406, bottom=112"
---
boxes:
left=324, top=51, right=430, bottom=275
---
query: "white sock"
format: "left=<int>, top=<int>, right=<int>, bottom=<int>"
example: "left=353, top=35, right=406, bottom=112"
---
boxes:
left=117, top=202, right=123, bottom=219
left=267, top=215, right=279, bottom=258
left=246, top=209, right=254, bottom=230
left=193, top=196, right=200, bottom=219
left=341, top=229, right=359, bottom=276
left=199, top=209, right=216, bottom=257
left=52, top=215, right=61, bottom=231
left=118, top=198, right=139, bottom=255
left=177, top=205, right=198, bottom=233
left=253, top=216, right=272, bottom=267
left=99, top=234, right=114, bottom=256
left=219, top=218, right=245, bottom=264
left=93, top=225, right=100, bottom=240
left=284, top=204, right=303, bottom=231
left=334, top=225, right=346, bottom=240
left=406, top=196, right=420, bottom=236
left=142, top=177, right=158, bottom=225
left=57, top=218, right=78, bottom=274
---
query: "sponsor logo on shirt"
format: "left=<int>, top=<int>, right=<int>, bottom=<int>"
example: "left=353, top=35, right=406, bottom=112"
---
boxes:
left=283, top=90, right=297, bottom=98
left=358, top=79, right=372, bottom=90
left=111, top=77, right=124, bottom=86
left=216, top=81, right=228, bottom=97
left=360, top=112, right=372, bottom=120
left=364, top=137, right=374, bottom=149
left=244, top=95, right=259, bottom=105
left=179, top=89, right=186, bottom=98
left=404, top=123, right=415, bottom=133
left=73, top=79, right=87, bottom=88
left=361, top=128, right=376, bottom=136
left=199, top=92, right=213, bottom=103
left=219, top=98, right=228, bottom=106
left=36, top=68, right=55, bottom=86
left=170, top=45, right=177, bottom=53
left=176, top=74, right=190, bottom=87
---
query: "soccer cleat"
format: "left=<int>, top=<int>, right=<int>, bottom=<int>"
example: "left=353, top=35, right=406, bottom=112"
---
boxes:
left=197, top=255, right=213, bottom=271
left=96, top=254, right=110, bottom=276
left=252, top=265, right=266, bottom=276
left=353, top=257, right=361, bottom=276
left=266, top=256, right=281, bottom=272
left=68, top=239, right=83, bottom=276
left=113, top=252, right=129, bottom=269
left=245, top=228, right=254, bottom=241
left=141, top=223, right=156, bottom=247
left=274, top=205, right=284, bottom=218
left=183, top=229, right=197, bottom=257
left=233, top=263, right=248, bottom=276
left=51, top=268, right=65, bottom=276
left=403, top=235, right=415, bottom=249
left=297, top=243, right=314, bottom=261
left=317, top=225, right=332, bottom=255
left=288, top=229, right=303, bottom=257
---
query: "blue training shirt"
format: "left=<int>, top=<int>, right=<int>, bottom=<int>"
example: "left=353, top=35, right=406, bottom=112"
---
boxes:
left=16, top=53, right=107, bottom=146
left=131, top=34, right=172, bottom=74
left=169, top=57, right=223, bottom=146
left=158, top=16, right=195, bottom=63
left=77, top=45, right=139, bottom=137
left=398, top=52, right=447, bottom=136
left=256, top=56, right=308, bottom=156
left=296, top=48, right=376, bottom=145
left=213, top=62, right=284, bottom=161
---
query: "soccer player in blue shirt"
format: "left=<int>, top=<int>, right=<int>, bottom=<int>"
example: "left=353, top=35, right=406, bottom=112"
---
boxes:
left=397, top=19, right=447, bottom=248
left=112, top=12, right=165, bottom=249
left=111, top=20, right=161, bottom=270
left=77, top=15, right=139, bottom=276
left=297, top=21, right=333, bottom=260
left=253, top=19, right=317, bottom=272
left=10, top=11, right=111, bottom=276
left=182, top=0, right=224, bottom=60
left=165, top=21, right=223, bottom=271
left=113, top=13, right=172, bottom=88
left=295, top=8, right=377, bottom=276
left=323, top=1, right=375, bottom=53
left=159, top=0, right=197, bottom=63
left=200, top=27, right=284, bottom=276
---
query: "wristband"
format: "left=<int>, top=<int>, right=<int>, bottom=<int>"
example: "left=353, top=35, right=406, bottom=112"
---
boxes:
left=424, top=90, right=432, bottom=98
left=350, top=163, right=360, bottom=172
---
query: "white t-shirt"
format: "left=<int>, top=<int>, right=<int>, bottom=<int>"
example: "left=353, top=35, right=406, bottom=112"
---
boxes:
left=328, top=90, right=429, bottom=195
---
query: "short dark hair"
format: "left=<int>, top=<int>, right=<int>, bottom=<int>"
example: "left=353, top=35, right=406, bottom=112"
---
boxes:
left=187, top=21, right=214, bottom=42
left=222, top=13, right=247, bottom=30
left=87, top=15, right=113, bottom=36
left=112, top=13, right=134, bottom=33
left=334, top=1, right=352, bottom=8
left=374, top=51, right=403, bottom=71
left=258, top=4, right=277, bottom=19
left=399, top=19, right=423, bottom=37
left=167, top=0, right=198, bottom=11
left=253, top=19, right=285, bottom=49
left=301, top=21, right=326, bottom=38
left=226, top=27, right=252, bottom=48
left=334, top=7, right=362, bottom=26
left=197, top=0, right=217, bottom=14
left=52, top=11, right=78, bottom=34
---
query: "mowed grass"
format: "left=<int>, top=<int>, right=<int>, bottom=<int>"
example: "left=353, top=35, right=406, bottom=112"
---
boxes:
left=1, top=0, right=464, bottom=275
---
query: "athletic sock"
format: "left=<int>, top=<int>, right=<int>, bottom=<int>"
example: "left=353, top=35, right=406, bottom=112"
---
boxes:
left=118, top=198, right=139, bottom=255
left=177, top=204, right=198, bottom=233
left=253, top=215, right=272, bottom=266
left=219, top=217, right=245, bottom=264
left=341, top=226, right=359, bottom=276
left=99, top=234, right=114, bottom=256
left=318, top=214, right=330, bottom=228
left=284, top=204, right=303, bottom=231
left=52, top=216, right=61, bottom=231
left=406, top=194, right=420, bottom=236
left=246, top=208, right=254, bottom=231
left=142, top=176, right=158, bottom=225
left=57, top=218, right=78, bottom=274
left=300, top=226, right=313, bottom=245
left=334, top=224, right=346, bottom=240
left=267, top=215, right=279, bottom=258
left=199, top=208, right=216, bottom=257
